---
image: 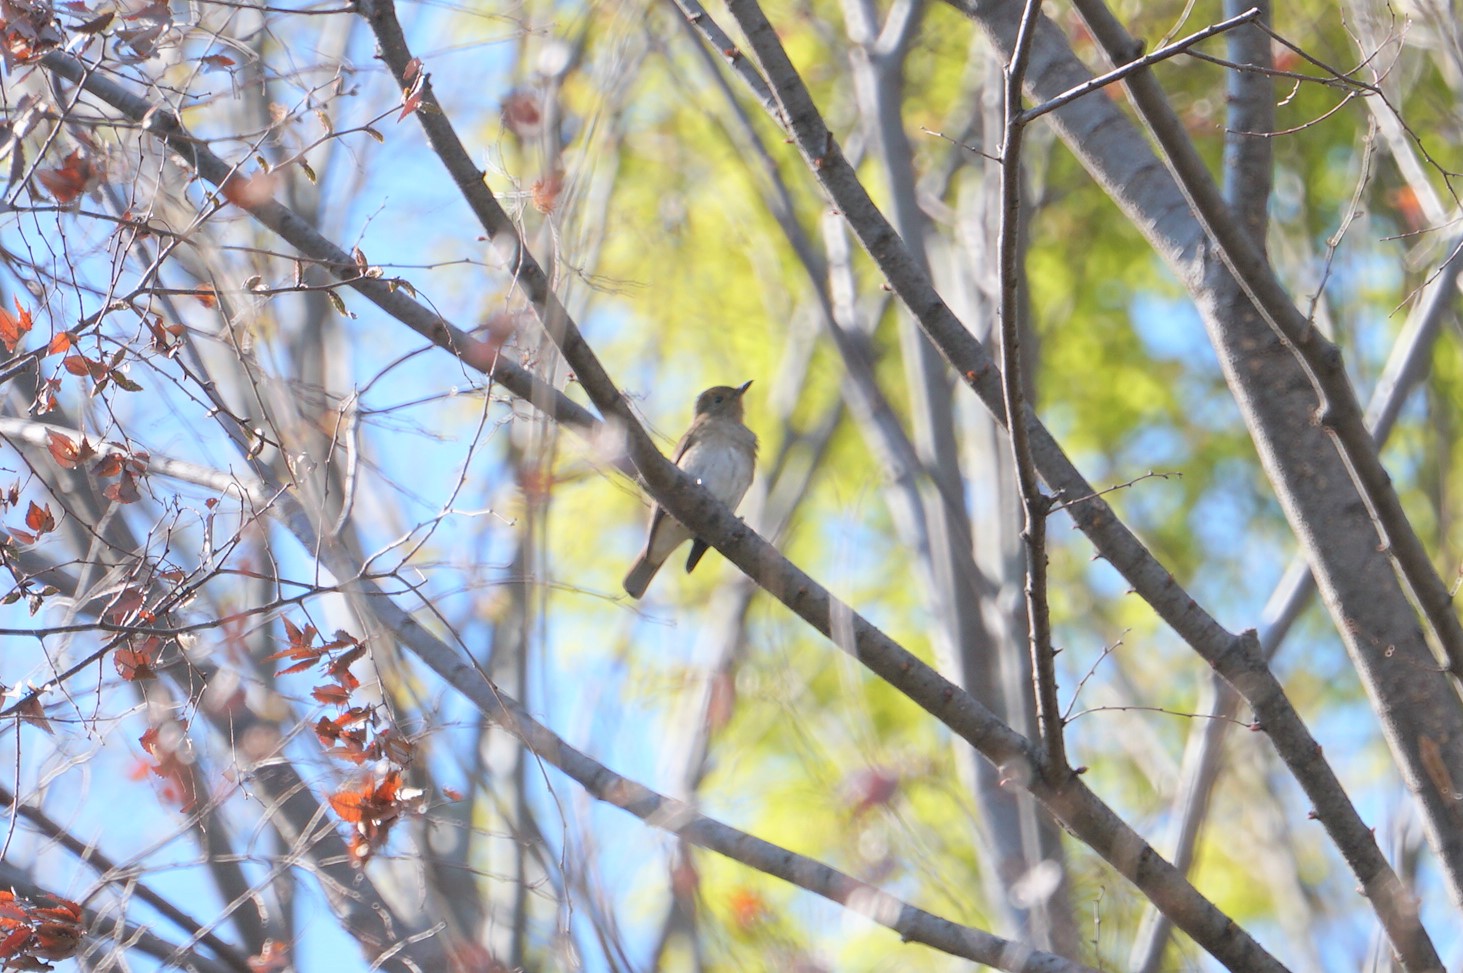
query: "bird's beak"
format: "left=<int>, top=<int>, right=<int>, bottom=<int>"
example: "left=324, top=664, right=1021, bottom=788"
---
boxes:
left=736, top=380, right=753, bottom=396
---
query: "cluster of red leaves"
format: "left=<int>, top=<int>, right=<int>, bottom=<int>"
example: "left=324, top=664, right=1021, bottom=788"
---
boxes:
left=0, top=0, right=61, bottom=68
left=268, top=619, right=365, bottom=692
left=267, top=619, right=422, bottom=863
left=106, top=585, right=166, bottom=681
left=5, top=498, right=55, bottom=546
left=146, top=315, right=185, bottom=357
left=326, top=771, right=414, bottom=865
left=1, top=302, right=146, bottom=389
left=110, top=0, right=171, bottom=62
left=0, top=484, right=60, bottom=618
left=2, top=433, right=153, bottom=624
left=134, top=721, right=199, bottom=812
left=0, top=890, right=83, bottom=970
left=54, top=339, right=144, bottom=396
left=2, top=300, right=176, bottom=413
left=45, top=430, right=146, bottom=504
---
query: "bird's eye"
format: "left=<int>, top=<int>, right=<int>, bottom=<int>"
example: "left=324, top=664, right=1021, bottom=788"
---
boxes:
left=714, top=395, right=724, bottom=404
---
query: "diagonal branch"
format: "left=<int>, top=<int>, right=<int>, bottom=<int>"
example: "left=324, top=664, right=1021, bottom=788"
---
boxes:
left=37, top=51, right=599, bottom=438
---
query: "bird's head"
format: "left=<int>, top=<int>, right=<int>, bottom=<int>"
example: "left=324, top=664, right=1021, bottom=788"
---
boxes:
left=693, top=380, right=752, bottom=421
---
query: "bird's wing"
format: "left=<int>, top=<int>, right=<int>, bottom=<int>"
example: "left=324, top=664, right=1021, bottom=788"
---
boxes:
left=669, top=426, right=697, bottom=465
left=644, top=427, right=698, bottom=543
left=644, top=502, right=670, bottom=544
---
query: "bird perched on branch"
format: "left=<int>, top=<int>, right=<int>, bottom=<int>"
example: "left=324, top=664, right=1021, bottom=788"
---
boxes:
left=623, top=381, right=757, bottom=599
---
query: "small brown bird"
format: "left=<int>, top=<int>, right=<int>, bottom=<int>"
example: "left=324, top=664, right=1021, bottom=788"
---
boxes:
left=623, top=381, right=758, bottom=599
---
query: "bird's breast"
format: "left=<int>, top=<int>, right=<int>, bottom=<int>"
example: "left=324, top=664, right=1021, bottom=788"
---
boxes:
left=679, top=434, right=756, bottom=507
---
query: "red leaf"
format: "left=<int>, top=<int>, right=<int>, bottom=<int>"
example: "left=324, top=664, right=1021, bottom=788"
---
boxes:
left=286, top=618, right=321, bottom=651
left=36, top=149, right=96, bottom=204
left=326, top=742, right=368, bottom=765
left=91, top=452, right=123, bottom=477
left=0, top=299, right=33, bottom=352
left=17, top=697, right=51, bottom=735
left=102, top=471, right=140, bottom=503
left=380, top=731, right=414, bottom=766
left=46, top=431, right=80, bottom=468
left=311, top=685, right=351, bottom=705
left=1, top=1, right=63, bottom=66
left=262, top=645, right=316, bottom=662
left=32, top=378, right=59, bottom=414
left=123, top=1, right=170, bottom=21
left=397, top=68, right=426, bottom=122
left=329, top=784, right=368, bottom=823
left=37, top=897, right=81, bottom=922
left=23, top=501, right=54, bottom=533
left=328, top=642, right=366, bottom=673
left=374, top=771, right=402, bottom=804
left=0, top=926, right=32, bottom=959
left=147, top=317, right=184, bottom=355
left=72, top=10, right=114, bottom=32
left=105, top=587, right=146, bottom=624
left=314, top=716, right=341, bottom=742
left=61, top=354, right=94, bottom=376
left=31, top=920, right=81, bottom=960
left=115, top=642, right=159, bottom=680
left=336, top=705, right=371, bottom=727
left=274, top=657, right=318, bottom=676
left=220, top=172, right=277, bottom=208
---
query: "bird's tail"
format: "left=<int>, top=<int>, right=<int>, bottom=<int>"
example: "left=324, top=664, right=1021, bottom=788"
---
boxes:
left=685, top=539, right=710, bottom=573
left=623, top=554, right=663, bottom=599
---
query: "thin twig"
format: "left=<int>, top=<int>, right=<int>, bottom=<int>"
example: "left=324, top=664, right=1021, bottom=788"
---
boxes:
left=1016, top=6, right=1261, bottom=125
left=1000, top=0, right=1064, bottom=771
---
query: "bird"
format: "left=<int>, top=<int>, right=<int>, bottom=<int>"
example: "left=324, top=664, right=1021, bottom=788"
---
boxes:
left=623, top=381, right=758, bottom=599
